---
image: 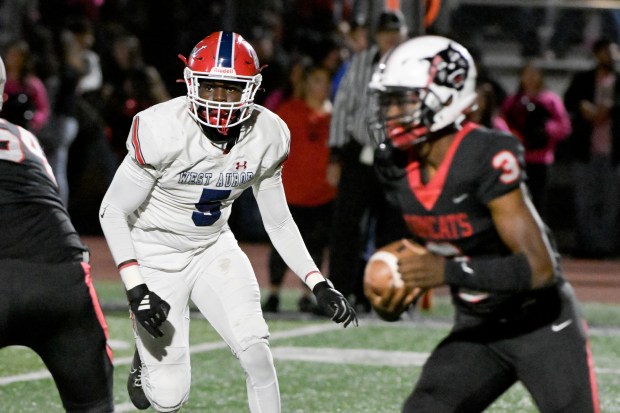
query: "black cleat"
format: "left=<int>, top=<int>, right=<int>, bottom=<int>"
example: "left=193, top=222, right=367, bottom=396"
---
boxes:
left=262, top=294, right=280, bottom=313
left=127, top=349, right=151, bottom=410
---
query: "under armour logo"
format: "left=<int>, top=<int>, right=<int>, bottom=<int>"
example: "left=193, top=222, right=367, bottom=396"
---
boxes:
left=235, top=161, right=247, bottom=170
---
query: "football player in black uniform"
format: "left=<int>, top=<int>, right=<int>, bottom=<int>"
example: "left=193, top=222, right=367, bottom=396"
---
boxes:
left=0, top=56, right=114, bottom=412
left=366, top=36, right=600, bottom=413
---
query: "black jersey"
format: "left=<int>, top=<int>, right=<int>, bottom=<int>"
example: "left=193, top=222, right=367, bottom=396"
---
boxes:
left=0, top=119, right=86, bottom=263
left=376, top=122, right=563, bottom=317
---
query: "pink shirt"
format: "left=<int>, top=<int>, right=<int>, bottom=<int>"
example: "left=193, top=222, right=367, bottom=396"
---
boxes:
left=4, top=76, right=50, bottom=133
left=497, top=90, right=572, bottom=165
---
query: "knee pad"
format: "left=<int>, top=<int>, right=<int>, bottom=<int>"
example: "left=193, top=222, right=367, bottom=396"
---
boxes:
left=144, top=355, right=190, bottom=412
left=238, top=342, right=277, bottom=386
left=149, top=390, right=186, bottom=413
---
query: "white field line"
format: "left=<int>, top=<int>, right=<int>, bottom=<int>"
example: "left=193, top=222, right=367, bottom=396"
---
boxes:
left=0, top=323, right=344, bottom=386
left=1, top=320, right=619, bottom=389
left=271, top=346, right=429, bottom=367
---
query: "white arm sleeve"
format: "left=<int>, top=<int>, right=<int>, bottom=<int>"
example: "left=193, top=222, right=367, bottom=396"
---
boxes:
left=254, top=173, right=326, bottom=290
left=99, top=156, right=155, bottom=289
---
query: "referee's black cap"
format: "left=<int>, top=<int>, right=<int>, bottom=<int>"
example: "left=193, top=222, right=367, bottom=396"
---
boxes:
left=377, top=9, right=407, bottom=33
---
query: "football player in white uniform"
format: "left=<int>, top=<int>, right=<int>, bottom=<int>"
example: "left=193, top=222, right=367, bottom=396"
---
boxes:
left=99, top=31, right=357, bottom=413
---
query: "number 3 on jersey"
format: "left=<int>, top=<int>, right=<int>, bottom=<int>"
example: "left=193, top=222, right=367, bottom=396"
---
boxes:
left=492, top=150, right=520, bottom=184
left=192, top=188, right=231, bottom=226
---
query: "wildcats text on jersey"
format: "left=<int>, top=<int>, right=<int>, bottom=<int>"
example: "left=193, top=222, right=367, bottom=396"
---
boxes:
left=404, top=213, right=473, bottom=240
left=178, top=170, right=254, bottom=187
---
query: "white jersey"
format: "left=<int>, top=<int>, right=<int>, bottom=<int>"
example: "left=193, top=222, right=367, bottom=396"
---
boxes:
left=100, top=96, right=324, bottom=287
left=125, top=96, right=288, bottom=243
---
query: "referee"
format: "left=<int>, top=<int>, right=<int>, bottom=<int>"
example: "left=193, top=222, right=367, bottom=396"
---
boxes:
left=327, top=10, right=410, bottom=311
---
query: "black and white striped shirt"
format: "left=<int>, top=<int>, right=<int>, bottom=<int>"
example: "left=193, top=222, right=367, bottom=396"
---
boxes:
left=329, top=45, right=381, bottom=152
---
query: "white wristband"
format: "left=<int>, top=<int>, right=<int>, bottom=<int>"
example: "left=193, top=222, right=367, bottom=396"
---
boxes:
left=119, top=264, right=145, bottom=290
left=304, top=271, right=326, bottom=291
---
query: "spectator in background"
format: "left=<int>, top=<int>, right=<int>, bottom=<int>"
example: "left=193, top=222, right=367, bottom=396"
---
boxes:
left=264, top=34, right=342, bottom=112
left=34, top=19, right=117, bottom=210
left=497, top=61, right=571, bottom=216
left=37, top=28, right=85, bottom=207
left=308, top=33, right=343, bottom=78
left=1, top=38, right=50, bottom=134
left=262, top=64, right=336, bottom=313
left=563, top=37, right=620, bottom=258
left=466, top=46, right=506, bottom=129
left=67, top=18, right=118, bottom=213
left=248, top=26, right=289, bottom=107
left=69, top=18, right=103, bottom=100
left=262, top=53, right=310, bottom=112
left=331, top=17, right=369, bottom=101
left=102, top=33, right=170, bottom=162
left=327, top=10, right=410, bottom=312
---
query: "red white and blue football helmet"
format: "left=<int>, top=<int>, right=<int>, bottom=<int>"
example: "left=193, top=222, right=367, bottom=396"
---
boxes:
left=368, top=35, right=478, bottom=149
left=182, top=31, right=262, bottom=133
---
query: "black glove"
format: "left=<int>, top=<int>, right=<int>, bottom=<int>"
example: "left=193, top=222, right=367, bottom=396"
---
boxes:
left=312, top=281, right=358, bottom=327
left=127, top=284, right=171, bottom=338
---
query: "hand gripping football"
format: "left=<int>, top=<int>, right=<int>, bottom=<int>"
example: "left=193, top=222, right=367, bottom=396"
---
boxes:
left=363, top=239, right=425, bottom=321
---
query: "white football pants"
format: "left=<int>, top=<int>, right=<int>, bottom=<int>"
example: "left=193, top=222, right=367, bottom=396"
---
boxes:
left=134, top=230, right=280, bottom=412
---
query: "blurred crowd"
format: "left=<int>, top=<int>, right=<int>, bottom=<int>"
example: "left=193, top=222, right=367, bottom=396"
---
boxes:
left=0, top=0, right=377, bottom=234
left=2, top=0, right=620, bottom=313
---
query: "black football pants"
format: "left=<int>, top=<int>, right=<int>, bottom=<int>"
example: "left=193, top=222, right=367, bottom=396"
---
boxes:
left=402, top=283, right=599, bottom=413
left=0, top=259, right=114, bottom=413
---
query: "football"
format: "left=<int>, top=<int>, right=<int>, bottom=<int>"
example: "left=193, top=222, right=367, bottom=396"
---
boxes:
left=363, top=239, right=426, bottom=321
left=363, top=249, right=404, bottom=297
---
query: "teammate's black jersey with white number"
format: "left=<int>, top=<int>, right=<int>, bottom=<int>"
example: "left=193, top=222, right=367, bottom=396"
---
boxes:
left=375, top=122, right=563, bottom=318
left=0, top=118, right=86, bottom=263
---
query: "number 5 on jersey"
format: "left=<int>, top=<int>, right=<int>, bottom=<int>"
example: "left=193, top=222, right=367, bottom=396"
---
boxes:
left=192, top=188, right=231, bottom=226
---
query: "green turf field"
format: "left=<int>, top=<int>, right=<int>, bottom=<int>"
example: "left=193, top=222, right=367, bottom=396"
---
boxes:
left=1, top=281, right=618, bottom=412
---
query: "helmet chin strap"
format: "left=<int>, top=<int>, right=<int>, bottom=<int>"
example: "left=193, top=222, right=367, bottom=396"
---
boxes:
left=219, top=126, right=229, bottom=135
left=388, top=121, right=458, bottom=150
left=388, top=125, right=428, bottom=149
left=199, top=122, right=241, bottom=148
